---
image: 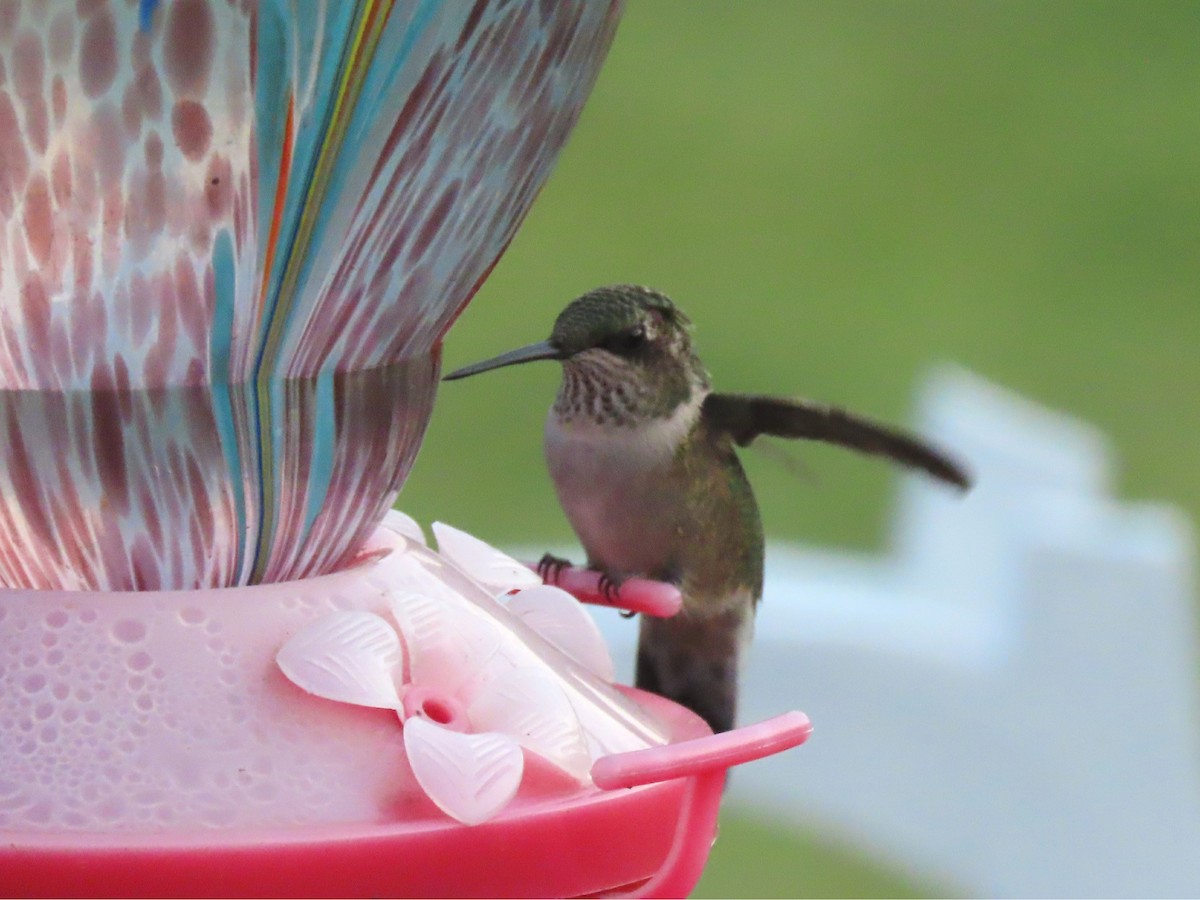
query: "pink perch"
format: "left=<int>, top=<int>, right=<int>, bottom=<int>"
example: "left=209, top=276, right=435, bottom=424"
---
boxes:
left=525, top=562, right=684, bottom=618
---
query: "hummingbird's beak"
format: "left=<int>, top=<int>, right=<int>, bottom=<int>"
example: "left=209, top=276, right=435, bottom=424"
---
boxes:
left=442, top=340, right=565, bottom=381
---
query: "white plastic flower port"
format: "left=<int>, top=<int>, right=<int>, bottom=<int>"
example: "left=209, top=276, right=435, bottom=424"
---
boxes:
left=275, top=520, right=638, bottom=824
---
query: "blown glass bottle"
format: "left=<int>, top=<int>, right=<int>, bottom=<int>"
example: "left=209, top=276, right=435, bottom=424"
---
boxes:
left=0, top=0, right=621, bottom=590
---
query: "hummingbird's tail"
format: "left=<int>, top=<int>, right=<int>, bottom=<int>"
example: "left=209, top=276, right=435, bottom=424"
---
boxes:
left=634, top=607, right=752, bottom=734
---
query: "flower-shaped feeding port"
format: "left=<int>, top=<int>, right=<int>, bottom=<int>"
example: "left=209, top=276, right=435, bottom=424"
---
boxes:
left=277, top=525, right=623, bottom=824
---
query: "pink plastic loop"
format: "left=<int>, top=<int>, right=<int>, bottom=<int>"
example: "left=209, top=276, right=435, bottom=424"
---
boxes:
left=591, top=711, right=813, bottom=790
left=524, top=563, right=684, bottom=618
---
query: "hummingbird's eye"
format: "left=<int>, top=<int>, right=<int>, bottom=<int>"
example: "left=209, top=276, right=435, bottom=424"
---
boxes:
left=601, top=325, right=648, bottom=356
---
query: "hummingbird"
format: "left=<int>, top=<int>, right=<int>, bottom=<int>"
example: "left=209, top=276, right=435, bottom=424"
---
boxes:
left=444, top=285, right=969, bottom=735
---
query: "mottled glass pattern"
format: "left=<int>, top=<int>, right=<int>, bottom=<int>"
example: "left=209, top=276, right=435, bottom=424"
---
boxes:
left=0, top=0, right=621, bottom=589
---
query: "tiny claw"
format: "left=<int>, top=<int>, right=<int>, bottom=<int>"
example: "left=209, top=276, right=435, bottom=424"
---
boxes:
left=536, top=552, right=572, bottom=584
left=597, top=571, right=625, bottom=602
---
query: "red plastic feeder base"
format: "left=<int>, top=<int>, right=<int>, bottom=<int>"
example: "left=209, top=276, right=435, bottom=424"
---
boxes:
left=0, top=517, right=811, bottom=898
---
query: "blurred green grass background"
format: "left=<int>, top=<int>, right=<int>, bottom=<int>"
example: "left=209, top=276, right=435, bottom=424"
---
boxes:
left=402, top=2, right=1199, bottom=896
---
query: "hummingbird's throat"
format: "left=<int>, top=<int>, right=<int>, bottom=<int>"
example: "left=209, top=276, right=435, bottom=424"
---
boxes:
left=554, top=355, right=642, bottom=426
left=554, top=352, right=701, bottom=427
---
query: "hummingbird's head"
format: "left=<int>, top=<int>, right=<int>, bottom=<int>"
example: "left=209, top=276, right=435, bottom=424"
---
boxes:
left=549, top=284, right=692, bottom=361
left=444, top=285, right=708, bottom=423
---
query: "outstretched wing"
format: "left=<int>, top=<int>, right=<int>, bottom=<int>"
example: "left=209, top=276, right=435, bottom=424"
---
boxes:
left=702, top=393, right=971, bottom=490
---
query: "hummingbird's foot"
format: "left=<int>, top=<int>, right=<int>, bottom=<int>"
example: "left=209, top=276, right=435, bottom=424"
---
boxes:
left=536, top=552, right=572, bottom=584
left=597, top=571, right=628, bottom=604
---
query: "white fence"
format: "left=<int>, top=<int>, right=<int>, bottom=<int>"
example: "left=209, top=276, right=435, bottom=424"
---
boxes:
left=585, top=367, right=1200, bottom=897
